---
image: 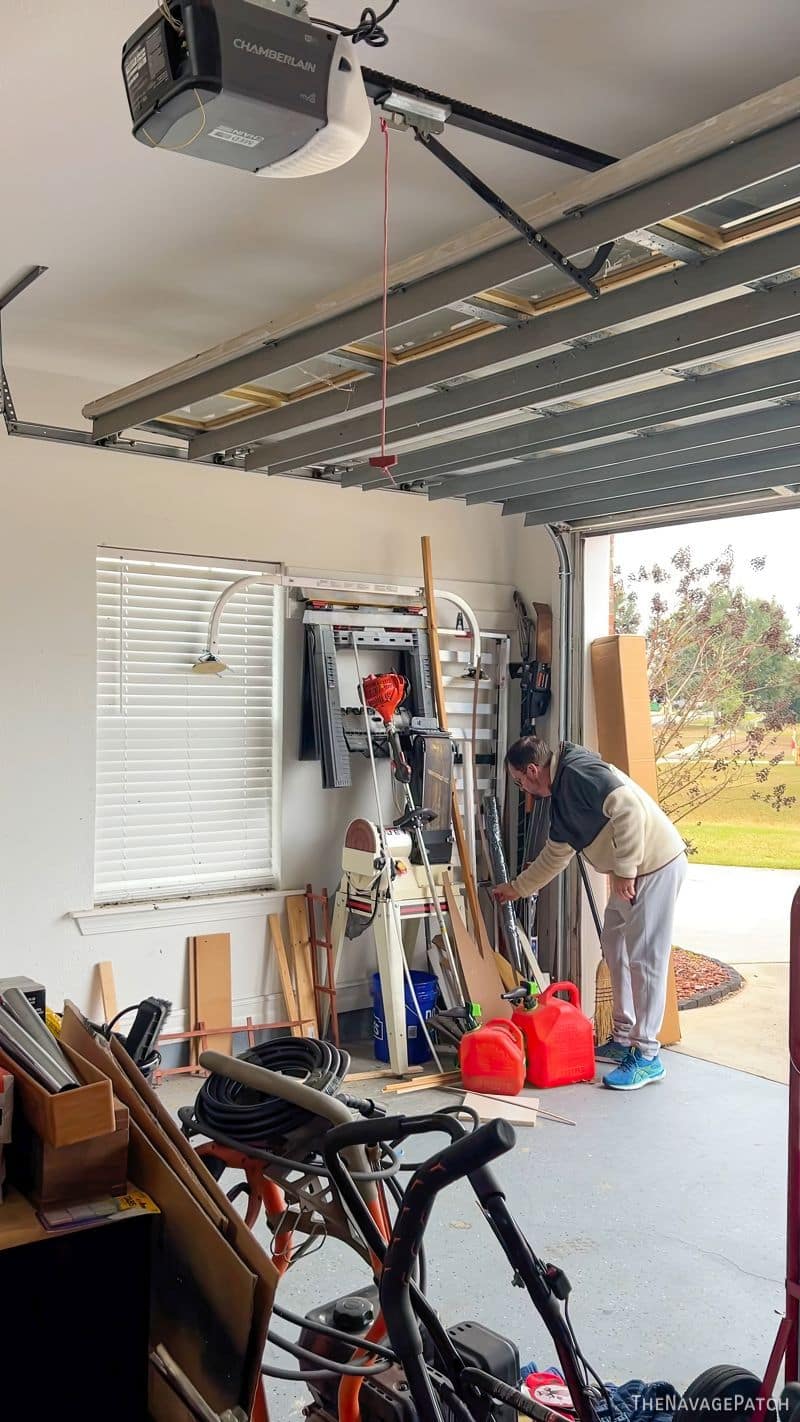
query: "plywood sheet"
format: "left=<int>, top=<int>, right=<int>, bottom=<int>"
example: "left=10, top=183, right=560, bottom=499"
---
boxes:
left=96, top=961, right=118, bottom=1024
left=59, top=1005, right=278, bottom=1416
left=128, top=1122, right=254, bottom=1422
left=462, top=1090, right=539, bottom=1125
left=443, top=875, right=511, bottom=1021
left=269, top=915, right=302, bottom=1038
left=194, top=934, right=233, bottom=1055
left=286, top=896, right=318, bottom=1035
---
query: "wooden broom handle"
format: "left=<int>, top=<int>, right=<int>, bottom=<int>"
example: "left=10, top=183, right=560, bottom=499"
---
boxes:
left=421, top=536, right=484, bottom=940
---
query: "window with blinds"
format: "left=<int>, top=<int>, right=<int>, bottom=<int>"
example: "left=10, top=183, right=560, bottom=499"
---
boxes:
left=95, top=551, right=282, bottom=904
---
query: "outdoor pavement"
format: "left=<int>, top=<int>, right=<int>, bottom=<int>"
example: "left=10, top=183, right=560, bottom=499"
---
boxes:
left=671, top=862, right=800, bottom=1083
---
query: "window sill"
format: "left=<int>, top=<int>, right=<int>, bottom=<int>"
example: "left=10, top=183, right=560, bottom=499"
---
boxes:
left=70, top=889, right=301, bottom=937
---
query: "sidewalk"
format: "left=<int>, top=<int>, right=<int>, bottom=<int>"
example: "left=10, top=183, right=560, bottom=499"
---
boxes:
left=671, top=863, right=800, bottom=1083
left=674, top=863, right=799, bottom=963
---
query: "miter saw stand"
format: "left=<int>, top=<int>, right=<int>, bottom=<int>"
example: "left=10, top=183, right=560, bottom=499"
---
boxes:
left=328, top=669, right=471, bottom=1076
left=329, top=816, right=466, bottom=1075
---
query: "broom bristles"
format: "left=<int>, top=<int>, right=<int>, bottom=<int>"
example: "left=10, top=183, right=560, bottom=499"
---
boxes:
left=594, top=957, right=614, bottom=1045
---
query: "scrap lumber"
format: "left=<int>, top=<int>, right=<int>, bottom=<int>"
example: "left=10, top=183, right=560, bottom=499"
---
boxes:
left=286, top=895, right=319, bottom=1036
left=187, top=937, right=199, bottom=1067
left=347, top=1066, right=424, bottom=1083
left=194, top=934, right=233, bottom=1056
left=96, top=961, right=118, bottom=1025
left=493, top=952, right=520, bottom=994
left=532, top=602, right=553, bottom=665
left=462, top=1090, right=540, bottom=1126
left=443, top=1086, right=575, bottom=1127
left=59, top=1003, right=277, bottom=1419
left=421, top=536, right=485, bottom=943
left=443, top=875, right=511, bottom=1021
left=268, top=915, right=303, bottom=1038
left=382, top=1069, right=461, bottom=1094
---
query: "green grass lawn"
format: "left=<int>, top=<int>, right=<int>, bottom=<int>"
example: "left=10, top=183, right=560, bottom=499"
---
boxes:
left=676, top=763, right=800, bottom=869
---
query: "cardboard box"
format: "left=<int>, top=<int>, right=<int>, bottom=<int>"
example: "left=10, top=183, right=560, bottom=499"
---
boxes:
left=590, top=633, right=681, bottom=1047
left=11, top=1100, right=129, bottom=1208
left=590, top=636, right=659, bottom=798
left=0, top=1045, right=115, bottom=1148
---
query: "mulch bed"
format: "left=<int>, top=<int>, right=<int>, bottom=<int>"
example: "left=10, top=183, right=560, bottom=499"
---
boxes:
left=674, top=947, right=743, bottom=1010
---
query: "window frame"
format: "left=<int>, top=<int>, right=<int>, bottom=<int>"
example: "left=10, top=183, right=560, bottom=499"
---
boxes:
left=94, top=546, right=284, bottom=907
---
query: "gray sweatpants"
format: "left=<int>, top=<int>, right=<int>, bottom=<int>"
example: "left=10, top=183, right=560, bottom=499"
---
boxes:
left=601, top=854, right=687, bottom=1059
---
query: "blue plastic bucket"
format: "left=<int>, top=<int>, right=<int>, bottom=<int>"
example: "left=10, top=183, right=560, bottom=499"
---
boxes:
left=372, top=970, right=439, bottom=1066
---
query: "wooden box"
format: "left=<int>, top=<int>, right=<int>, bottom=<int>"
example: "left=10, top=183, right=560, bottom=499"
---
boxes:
left=12, top=1101, right=129, bottom=1208
left=0, top=1044, right=115, bottom=1148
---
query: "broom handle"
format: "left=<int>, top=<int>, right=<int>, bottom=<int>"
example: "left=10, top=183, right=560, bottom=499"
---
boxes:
left=577, top=855, right=604, bottom=941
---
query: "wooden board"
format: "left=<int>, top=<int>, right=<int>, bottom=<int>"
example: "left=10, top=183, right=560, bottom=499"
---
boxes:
left=59, top=1004, right=278, bottom=1417
left=421, top=536, right=485, bottom=942
left=286, top=895, right=318, bottom=1035
left=194, top=934, right=233, bottom=1056
left=128, top=1120, right=256, bottom=1422
left=96, top=961, right=118, bottom=1024
left=532, top=603, right=553, bottom=666
left=269, top=915, right=302, bottom=1038
left=187, top=937, right=199, bottom=1068
left=443, top=875, right=511, bottom=1021
left=493, top=952, right=520, bottom=994
left=382, top=1070, right=462, bottom=1095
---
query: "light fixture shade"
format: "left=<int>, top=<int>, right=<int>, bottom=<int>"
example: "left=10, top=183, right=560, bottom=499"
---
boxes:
left=191, top=654, right=229, bottom=676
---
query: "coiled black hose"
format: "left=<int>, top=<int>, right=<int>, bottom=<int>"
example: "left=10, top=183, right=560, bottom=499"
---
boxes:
left=195, top=1038, right=350, bottom=1148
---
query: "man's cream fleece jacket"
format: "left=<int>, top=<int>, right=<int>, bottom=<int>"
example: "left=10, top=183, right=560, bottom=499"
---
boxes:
left=512, top=742, right=685, bottom=898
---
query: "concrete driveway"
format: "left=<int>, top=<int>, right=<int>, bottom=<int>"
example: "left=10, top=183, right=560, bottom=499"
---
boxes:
left=671, top=863, right=800, bottom=1083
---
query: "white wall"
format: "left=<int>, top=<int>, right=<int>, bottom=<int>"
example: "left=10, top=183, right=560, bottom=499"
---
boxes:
left=0, top=393, right=555, bottom=1036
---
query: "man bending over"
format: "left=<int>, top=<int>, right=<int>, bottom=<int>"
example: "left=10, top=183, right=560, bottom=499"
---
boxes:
left=493, top=736, right=686, bottom=1091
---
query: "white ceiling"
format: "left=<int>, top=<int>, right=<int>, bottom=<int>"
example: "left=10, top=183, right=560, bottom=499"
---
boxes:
left=3, top=0, right=800, bottom=399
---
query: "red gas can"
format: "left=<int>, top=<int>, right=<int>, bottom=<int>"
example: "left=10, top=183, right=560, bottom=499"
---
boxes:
left=459, top=1019, right=526, bottom=1097
left=513, top=981, right=595, bottom=1089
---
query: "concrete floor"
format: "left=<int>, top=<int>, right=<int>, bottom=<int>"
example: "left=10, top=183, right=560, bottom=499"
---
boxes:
left=672, top=863, right=799, bottom=1084
left=161, top=1049, right=789, bottom=1418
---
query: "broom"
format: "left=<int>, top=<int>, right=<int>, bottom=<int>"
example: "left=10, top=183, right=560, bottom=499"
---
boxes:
left=576, top=857, right=613, bottom=1044
left=593, top=957, right=614, bottom=1046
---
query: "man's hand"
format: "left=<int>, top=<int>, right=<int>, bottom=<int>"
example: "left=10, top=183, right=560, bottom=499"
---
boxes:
left=492, top=882, right=520, bottom=904
left=610, top=875, right=637, bottom=902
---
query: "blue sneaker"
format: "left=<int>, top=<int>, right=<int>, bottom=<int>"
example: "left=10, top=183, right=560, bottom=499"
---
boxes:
left=603, top=1048, right=665, bottom=1091
left=595, top=1039, right=630, bottom=1064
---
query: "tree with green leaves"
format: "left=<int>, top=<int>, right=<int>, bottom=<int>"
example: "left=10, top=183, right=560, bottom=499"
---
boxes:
left=613, top=546, right=800, bottom=825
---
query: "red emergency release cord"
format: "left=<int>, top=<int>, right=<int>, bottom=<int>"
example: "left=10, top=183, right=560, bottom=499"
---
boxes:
left=370, top=117, right=398, bottom=484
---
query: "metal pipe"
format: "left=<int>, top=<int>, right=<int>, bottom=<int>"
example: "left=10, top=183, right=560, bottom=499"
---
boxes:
left=201, top=575, right=480, bottom=670
left=431, top=590, right=481, bottom=667
left=547, top=525, right=573, bottom=978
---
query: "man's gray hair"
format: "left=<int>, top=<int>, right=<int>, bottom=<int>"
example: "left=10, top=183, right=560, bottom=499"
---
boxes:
left=505, top=736, right=552, bottom=772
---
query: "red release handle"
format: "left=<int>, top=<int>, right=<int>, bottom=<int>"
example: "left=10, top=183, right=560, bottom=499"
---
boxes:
left=541, top=981, right=581, bottom=1010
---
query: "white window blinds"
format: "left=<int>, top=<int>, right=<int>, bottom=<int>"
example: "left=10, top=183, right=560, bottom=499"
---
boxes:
left=95, top=551, right=282, bottom=904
